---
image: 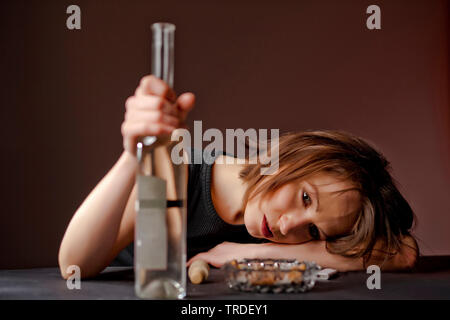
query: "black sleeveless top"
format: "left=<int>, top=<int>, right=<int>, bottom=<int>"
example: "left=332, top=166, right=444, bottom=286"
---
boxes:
left=111, top=148, right=260, bottom=266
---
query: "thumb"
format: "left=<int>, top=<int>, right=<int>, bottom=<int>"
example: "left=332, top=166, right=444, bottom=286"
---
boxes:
left=176, top=92, right=195, bottom=122
left=177, top=92, right=195, bottom=111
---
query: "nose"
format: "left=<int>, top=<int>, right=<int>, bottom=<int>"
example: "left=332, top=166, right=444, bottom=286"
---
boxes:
left=279, top=211, right=309, bottom=236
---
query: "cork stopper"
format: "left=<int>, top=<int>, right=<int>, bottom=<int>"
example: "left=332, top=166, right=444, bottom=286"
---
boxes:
left=188, top=260, right=210, bottom=284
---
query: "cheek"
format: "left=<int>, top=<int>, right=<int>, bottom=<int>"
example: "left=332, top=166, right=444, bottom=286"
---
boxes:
left=272, top=185, right=298, bottom=208
left=243, top=198, right=262, bottom=237
left=284, top=230, right=310, bottom=244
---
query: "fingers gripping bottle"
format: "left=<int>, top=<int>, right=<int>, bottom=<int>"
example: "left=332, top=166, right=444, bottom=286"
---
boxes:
left=135, top=23, right=188, bottom=299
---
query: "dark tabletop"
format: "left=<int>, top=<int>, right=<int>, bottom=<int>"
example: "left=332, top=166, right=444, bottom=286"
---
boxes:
left=1, top=256, right=450, bottom=300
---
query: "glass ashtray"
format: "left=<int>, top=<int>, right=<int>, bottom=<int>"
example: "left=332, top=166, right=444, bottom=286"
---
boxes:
left=222, top=259, right=321, bottom=293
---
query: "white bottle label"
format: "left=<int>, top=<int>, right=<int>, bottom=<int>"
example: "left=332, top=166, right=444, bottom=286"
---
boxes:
left=136, top=175, right=168, bottom=270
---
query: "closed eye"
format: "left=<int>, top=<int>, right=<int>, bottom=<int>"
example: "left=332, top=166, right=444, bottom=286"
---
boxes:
left=308, top=223, right=320, bottom=240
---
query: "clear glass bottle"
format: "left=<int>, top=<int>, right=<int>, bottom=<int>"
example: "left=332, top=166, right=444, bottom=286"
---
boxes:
left=135, top=23, right=187, bottom=299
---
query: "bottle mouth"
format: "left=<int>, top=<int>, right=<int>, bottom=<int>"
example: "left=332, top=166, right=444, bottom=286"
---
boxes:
left=151, top=22, right=176, bottom=33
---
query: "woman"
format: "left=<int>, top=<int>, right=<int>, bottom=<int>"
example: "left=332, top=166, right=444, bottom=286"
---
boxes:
left=58, top=75, right=418, bottom=279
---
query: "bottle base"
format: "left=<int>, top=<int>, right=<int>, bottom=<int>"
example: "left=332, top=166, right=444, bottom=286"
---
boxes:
left=136, top=278, right=186, bottom=299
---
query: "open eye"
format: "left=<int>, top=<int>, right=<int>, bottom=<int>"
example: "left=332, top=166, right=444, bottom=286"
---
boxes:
left=308, top=223, right=320, bottom=240
left=302, top=191, right=312, bottom=207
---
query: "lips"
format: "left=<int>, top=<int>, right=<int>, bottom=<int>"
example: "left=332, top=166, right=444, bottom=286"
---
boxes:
left=261, top=215, right=273, bottom=238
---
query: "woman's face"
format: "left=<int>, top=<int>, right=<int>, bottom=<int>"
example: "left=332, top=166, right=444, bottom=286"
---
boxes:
left=243, top=172, right=362, bottom=244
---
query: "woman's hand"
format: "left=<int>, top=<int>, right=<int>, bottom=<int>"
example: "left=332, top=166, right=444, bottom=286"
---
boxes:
left=187, top=242, right=261, bottom=268
left=121, top=75, right=195, bottom=156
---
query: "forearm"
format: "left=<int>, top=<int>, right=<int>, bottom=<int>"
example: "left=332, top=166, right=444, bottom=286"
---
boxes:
left=190, top=241, right=363, bottom=271
left=253, top=241, right=363, bottom=272
left=252, top=236, right=418, bottom=272
left=58, top=151, right=137, bottom=278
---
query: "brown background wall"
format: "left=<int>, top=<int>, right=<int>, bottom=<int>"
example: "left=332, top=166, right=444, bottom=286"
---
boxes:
left=1, top=0, right=449, bottom=268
